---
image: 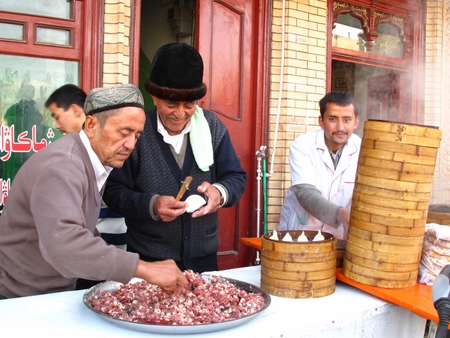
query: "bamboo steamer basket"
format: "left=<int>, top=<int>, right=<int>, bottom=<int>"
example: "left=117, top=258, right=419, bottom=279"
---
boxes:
left=427, top=211, right=450, bottom=225
left=427, top=205, right=450, bottom=225
left=261, top=230, right=337, bottom=298
left=343, top=120, right=442, bottom=289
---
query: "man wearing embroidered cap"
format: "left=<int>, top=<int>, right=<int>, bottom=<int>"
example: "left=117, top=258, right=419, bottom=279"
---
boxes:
left=104, top=43, right=247, bottom=273
left=0, top=84, right=187, bottom=299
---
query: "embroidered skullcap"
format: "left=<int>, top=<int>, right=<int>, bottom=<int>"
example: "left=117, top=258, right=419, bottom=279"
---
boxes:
left=145, top=42, right=207, bottom=101
left=84, top=84, right=144, bottom=115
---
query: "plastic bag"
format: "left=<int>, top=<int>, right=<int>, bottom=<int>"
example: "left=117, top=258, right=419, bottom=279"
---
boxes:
left=419, top=223, right=450, bottom=285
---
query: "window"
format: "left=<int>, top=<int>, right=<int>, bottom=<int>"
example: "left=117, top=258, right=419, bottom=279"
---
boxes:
left=0, top=0, right=101, bottom=210
left=329, top=0, right=424, bottom=135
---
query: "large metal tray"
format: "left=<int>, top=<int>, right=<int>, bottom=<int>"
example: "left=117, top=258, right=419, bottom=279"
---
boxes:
left=83, top=275, right=271, bottom=335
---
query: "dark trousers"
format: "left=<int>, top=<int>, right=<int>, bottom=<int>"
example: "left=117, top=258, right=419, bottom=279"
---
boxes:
left=135, top=252, right=218, bottom=274
left=75, top=278, right=103, bottom=290
left=176, top=252, right=218, bottom=273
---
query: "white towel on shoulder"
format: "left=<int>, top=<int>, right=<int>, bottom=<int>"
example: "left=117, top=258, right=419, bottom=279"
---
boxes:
left=190, top=106, right=214, bottom=171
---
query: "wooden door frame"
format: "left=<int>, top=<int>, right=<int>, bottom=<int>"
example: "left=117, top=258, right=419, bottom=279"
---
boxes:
left=130, top=0, right=142, bottom=88
left=82, top=0, right=103, bottom=90
left=242, top=0, right=271, bottom=239
left=195, top=0, right=271, bottom=268
left=0, top=0, right=102, bottom=91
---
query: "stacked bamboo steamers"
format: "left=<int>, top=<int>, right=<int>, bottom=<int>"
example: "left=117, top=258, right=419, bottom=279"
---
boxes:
left=343, top=120, right=442, bottom=289
left=261, top=120, right=442, bottom=299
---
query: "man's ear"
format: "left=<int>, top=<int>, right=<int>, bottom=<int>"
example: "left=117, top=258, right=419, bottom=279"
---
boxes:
left=354, top=115, right=360, bottom=129
left=150, top=95, right=159, bottom=106
left=71, top=104, right=85, bottom=117
left=83, top=115, right=97, bottom=137
left=318, top=115, right=324, bottom=128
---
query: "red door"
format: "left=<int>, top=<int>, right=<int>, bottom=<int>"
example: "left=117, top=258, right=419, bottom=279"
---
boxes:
left=197, top=0, right=267, bottom=269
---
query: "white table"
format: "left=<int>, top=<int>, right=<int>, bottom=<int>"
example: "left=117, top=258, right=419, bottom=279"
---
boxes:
left=0, top=266, right=426, bottom=338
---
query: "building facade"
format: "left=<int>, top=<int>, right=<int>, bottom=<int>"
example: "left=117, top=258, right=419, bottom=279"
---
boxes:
left=0, top=0, right=448, bottom=268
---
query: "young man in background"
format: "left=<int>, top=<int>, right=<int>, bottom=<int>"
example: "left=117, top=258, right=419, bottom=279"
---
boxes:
left=45, top=84, right=86, bottom=135
left=279, top=91, right=361, bottom=245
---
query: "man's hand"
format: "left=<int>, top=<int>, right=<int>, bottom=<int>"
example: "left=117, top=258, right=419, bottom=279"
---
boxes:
left=191, top=182, right=222, bottom=218
left=134, top=259, right=188, bottom=292
left=154, top=196, right=188, bottom=222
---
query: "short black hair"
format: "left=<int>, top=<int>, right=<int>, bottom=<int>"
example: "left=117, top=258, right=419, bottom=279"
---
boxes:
left=319, top=91, right=358, bottom=118
left=45, top=84, right=87, bottom=111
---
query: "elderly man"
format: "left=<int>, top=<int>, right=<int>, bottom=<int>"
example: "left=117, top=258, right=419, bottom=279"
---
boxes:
left=104, top=43, right=247, bottom=273
left=46, top=84, right=128, bottom=252
left=0, top=84, right=187, bottom=299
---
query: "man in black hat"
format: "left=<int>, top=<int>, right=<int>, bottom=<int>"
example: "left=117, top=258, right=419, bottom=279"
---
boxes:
left=0, top=84, right=188, bottom=299
left=104, top=43, right=247, bottom=273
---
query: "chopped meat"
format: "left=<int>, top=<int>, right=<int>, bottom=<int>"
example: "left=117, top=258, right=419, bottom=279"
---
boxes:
left=88, top=270, right=265, bottom=325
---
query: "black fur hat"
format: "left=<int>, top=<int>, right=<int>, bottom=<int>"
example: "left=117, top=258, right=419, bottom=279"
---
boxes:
left=145, top=42, right=207, bottom=101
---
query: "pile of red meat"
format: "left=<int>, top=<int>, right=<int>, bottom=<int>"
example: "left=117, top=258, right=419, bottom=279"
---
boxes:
left=88, top=270, right=266, bottom=325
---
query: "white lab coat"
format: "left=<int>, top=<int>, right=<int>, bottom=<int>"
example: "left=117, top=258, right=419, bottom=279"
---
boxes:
left=279, top=128, right=361, bottom=239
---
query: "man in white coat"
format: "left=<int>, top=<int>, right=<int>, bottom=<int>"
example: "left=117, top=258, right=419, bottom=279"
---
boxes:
left=279, top=91, right=361, bottom=245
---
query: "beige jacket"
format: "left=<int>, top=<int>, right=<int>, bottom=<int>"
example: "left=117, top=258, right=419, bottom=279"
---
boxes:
left=0, top=132, right=138, bottom=298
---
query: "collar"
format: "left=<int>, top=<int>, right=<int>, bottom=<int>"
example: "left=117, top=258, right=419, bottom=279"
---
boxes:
left=325, top=137, right=346, bottom=170
left=79, top=130, right=113, bottom=192
left=156, top=112, right=192, bottom=154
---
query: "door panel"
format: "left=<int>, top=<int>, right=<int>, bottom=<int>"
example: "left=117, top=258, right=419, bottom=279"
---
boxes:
left=367, top=73, right=402, bottom=122
left=197, top=0, right=260, bottom=269
left=209, top=3, right=242, bottom=119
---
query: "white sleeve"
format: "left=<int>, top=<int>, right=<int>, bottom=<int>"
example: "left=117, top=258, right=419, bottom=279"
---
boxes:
left=289, top=137, right=318, bottom=187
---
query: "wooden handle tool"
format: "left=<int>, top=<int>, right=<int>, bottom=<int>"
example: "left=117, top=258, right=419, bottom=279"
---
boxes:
left=175, top=176, right=193, bottom=201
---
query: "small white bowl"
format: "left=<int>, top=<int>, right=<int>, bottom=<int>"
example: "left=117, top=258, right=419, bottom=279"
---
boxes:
left=185, top=194, right=207, bottom=213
